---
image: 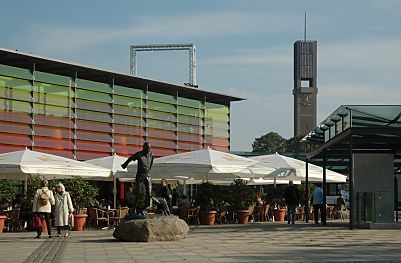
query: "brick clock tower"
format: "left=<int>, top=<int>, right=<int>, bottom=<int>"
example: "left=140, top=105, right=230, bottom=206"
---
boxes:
left=293, top=40, right=318, bottom=136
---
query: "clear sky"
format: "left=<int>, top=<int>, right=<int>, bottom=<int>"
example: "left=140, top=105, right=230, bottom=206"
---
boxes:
left=1, top=0, right=401, bottom=151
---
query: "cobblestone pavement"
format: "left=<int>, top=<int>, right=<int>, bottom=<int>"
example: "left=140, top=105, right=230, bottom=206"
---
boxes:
left=1, top=222, right=401, bottom=263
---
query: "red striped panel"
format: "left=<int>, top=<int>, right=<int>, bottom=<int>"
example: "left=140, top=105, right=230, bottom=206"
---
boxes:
left=151, top=147, right=176, bottom=157
left=34, top=126, right=72, bottom=139
left=75, top=140, right=111, bottom=152
left=113, top=124, right=143, bottom=136
left=113, top=144, right=141, bottom=156
left=75, top=130, right=111, bottom=143
left=34, top=137, right=73, bottom=150
left=76, top=120, right=111, bottom=133
left=33, top=147, right=74, bottom=159
left=0, top=121, right=31, bottom=135
left=0, top=133, right=30, bottom=146
left=75, top=150, right=110, bottom=161
left=177, top=132, right=202, bottom=143
left=212, top=146, right=230, bottom=152
left=0, top=144, right=27, bottom=154
left=146, top=138, right=176, bottom=149
left=177, top=141, right=202, bottom=151
left=34, top=115, right=73, bottom=128
left=147, top=128, right=176, bottom=140
left=113, top=135, right=142, bottom=145
left=0, top=111, right=31, bottom=124
left=205, top=136, right=229, bottom=147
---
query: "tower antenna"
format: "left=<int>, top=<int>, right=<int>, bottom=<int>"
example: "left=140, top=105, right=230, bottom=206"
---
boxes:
left=304, top=11, right=307, bottom=41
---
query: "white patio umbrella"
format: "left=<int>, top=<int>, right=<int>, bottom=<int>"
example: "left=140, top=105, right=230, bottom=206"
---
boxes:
left=124, top=148, right=277, bottom=182
left=248, top=178, right=301, bottom=186
left=250, top=153, right=347, bottom=183
left=0, top=148, right=111, bottom=191
left=84, top=154, right=133, bottom=208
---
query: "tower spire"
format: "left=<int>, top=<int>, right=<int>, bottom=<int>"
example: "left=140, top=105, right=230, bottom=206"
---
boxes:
left=304, top=11, right=307, bottom=41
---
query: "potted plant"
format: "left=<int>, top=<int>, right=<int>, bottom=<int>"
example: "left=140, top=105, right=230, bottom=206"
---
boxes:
left=195, top=182, right=217, bottom=225
left=273, top=197, right=287, bottom=222
left=270, top=185, right=287, bottom=222
left=0, top=179, right=17, bottom=233
left=229, top=179, right=255, bottom=224
left=62, top=177, right=99, bottom=231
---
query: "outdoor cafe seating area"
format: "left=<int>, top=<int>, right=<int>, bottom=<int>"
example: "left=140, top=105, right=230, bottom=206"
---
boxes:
left=0, top=195, right=352, bottom=233
left=169, top=202, right=349, bottom=226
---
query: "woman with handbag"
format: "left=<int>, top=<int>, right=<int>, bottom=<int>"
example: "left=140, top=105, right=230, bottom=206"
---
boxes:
left=54, top=183, right=74, bottom=237
left=32, top=179, right=55, bottom=238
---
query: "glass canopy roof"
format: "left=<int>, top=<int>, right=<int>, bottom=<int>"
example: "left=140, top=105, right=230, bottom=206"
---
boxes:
left=304, top=105, right=401, bottom=175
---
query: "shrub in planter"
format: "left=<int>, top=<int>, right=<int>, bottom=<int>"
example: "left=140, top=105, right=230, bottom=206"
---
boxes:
left=0, top=180, right=16, bottom=233
left=0, top=179, right=17, bottom=211
left=229, top=179, right=255, bottom=211
left=62, top=176, right=99, bottom=213
left=229, top=179, right=255, bottom=224
left=195, top=182, right=217, bottom=225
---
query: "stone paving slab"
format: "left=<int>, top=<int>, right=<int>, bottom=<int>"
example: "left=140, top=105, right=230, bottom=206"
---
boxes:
left=1, top=222, right=401, bottom=262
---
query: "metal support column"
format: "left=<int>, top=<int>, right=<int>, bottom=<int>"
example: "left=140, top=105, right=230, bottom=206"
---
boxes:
left=322, top=151, right=327, bottom=226
left=305, top=158, right=309, bottom=222
left=349, top=135, right=354, bottom=230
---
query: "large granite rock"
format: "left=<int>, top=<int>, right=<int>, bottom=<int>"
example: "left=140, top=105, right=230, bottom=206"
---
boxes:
left=113, top=216, right=189, bottom=242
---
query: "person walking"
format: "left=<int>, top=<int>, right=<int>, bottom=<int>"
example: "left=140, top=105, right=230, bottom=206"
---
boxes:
left=54, top=183, right=74, bottom=237
left=311, top=183, right=325, bottom=225
left=171, top=188, right=179, bottom=207
left=284, top=181, right=300, bottom=224
left=32, top=179, right=55, bottom=238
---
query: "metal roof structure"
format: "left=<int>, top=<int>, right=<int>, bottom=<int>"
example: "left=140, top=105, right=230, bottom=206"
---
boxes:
left=303, top=105, right=401, bottom=229
left=0, top=48, right=244, bottom=105
left=304, top=105, right=401, bottom=174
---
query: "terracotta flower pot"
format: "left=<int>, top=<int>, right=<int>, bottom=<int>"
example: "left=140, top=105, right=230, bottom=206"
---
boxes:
left=73, top=214, right=88, bottom=231
left=237, top=210, right=250, bottom=224
left=274, top=208, right=286, bottom=222
left=0, top=215, right=6, bottom=233
left=200, top=211, right=217, bottom=225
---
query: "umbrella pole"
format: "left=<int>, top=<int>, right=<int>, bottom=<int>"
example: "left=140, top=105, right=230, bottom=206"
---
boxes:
left=113, top=176, right=117, bottom=209
left=305, top=159, right=309, bottom=223
left=24, top=174, right=28, bottom=194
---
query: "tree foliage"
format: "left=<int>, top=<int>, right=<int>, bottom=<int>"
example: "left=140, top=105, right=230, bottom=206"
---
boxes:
left=228, top=179, right=255, bottom=210
left=0, top=180, right=17, bottom=209
left=252, top=132, right=305, bottom=153
left=195, top=182, right=217, bottom=211
left=252, top=132, right=287, bottom=153
left=62, top=177, right=99, bottom=210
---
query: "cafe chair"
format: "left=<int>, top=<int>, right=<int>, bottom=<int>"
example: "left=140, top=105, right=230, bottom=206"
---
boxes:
left=186, top=206, right=200, bottom=225
left=93, top=208, right=108, bottom=229
left=110, top=207, right=129, bottom=226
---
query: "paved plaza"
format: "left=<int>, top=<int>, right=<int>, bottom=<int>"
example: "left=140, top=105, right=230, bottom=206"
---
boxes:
left=1, top=222, right=401, bottom=263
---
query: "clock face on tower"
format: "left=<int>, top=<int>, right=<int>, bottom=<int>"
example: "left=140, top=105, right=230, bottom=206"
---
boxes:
left=298, top=94, right=312, bottom=107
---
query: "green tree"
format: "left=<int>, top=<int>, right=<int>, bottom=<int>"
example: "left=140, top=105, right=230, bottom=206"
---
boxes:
left=228, top=179, right=255, bottom=211
left=62, top=177, right=99, bottom=211
left=252, top=132, right=287, bottom=153
left=0, top=180, right=17, bottom=209
left=252, top=132, right=306, bottom=153
left=285, top=134, right=306, bottom=153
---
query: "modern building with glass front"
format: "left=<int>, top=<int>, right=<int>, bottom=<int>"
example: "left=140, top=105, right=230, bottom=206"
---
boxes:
left=0, top=48, right=243, bottom=161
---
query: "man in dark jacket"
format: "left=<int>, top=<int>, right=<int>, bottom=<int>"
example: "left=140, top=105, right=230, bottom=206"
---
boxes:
left=121, top=142, right=154, bottom=214
left=284, top=181, right=300, bottom=224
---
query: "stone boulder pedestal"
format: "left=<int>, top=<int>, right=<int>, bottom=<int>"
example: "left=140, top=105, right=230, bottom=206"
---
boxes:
left=113, top=216, right=189, bottom=242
